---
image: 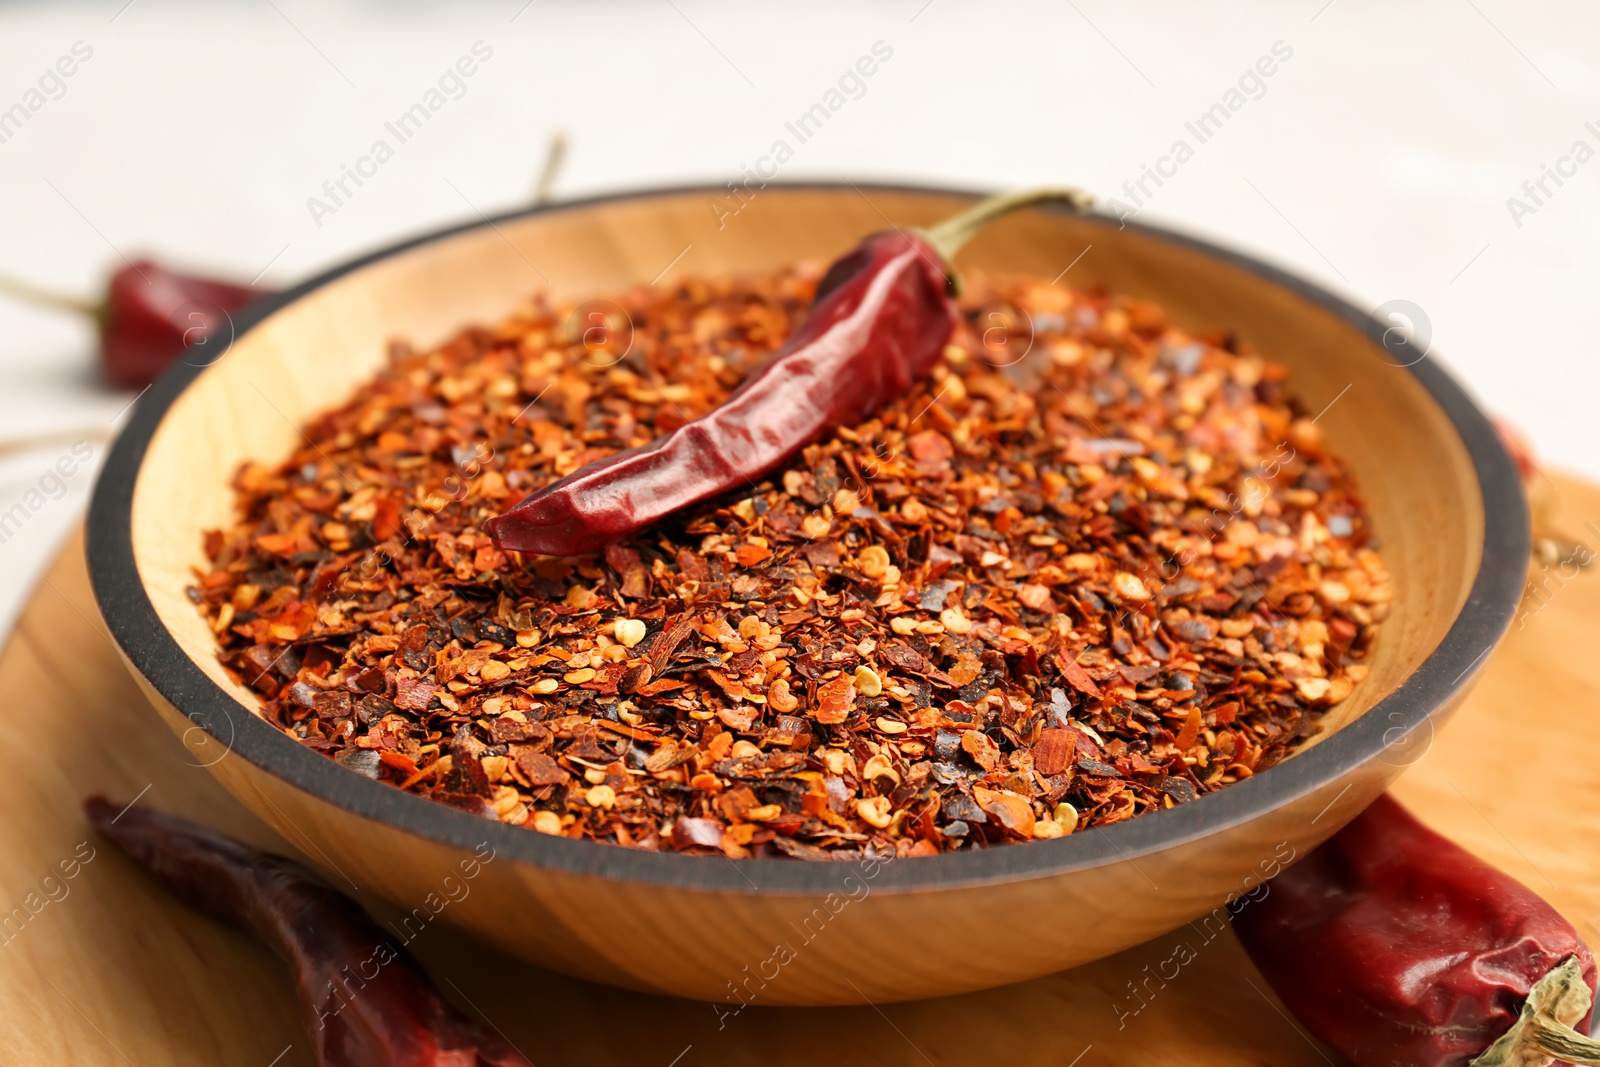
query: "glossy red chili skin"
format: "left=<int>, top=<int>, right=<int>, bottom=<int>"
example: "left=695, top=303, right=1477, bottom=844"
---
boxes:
left=485, top=231, right=955, bottom=556
left=101, top=260, right=261, bottom=389
left=85, top=798, right=530, bottom=1067
left=1231, top=794, right=1596, bottom=1067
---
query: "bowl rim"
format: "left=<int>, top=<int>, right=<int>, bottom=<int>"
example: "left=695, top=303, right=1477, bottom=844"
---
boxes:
left=86, top=180, right=1529, bottom=895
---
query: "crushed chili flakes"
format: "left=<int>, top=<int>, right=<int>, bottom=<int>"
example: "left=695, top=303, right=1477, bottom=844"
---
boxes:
left=193, top=263, right=1390, bottom=860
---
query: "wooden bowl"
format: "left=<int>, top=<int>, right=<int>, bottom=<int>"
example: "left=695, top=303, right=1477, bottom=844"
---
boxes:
left=87, top=184, right=1527, bottom=1005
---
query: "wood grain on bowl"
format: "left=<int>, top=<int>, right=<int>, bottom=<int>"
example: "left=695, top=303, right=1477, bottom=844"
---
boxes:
left=89, top=184, right=1525, bottom=1004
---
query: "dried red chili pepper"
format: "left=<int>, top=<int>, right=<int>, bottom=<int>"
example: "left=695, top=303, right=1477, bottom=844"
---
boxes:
left=0, top=260, right=262, bottom=389
left=485, top=186, right=1092, bottom=556
left=84, top=797, right=530, bottom=1067
left=1232, top=793, right=1600, bottom=1066
left=101, top=260, right=260, bottom=388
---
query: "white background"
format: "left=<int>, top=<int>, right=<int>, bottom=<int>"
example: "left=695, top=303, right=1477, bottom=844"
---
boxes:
left=1, top=0, right=1597, bottom=641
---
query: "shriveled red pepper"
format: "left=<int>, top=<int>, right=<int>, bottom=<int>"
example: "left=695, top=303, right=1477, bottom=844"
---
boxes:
left=1232, top=793, right=1600, bottom=1066
left=485, top=187, right=1093, bottom=556
left=0, top=260, right=262, bottom=389
left=85, top=797, right=530, bottom=1067
left=101, top=260, right=261, bottom=388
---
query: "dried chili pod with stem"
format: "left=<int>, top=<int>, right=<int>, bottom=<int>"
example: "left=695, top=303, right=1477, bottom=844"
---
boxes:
left=0, top=260, right=261, bottom=389
left=1232, top=793, right=1600, bottom=1067
left=85, top=796, right=531, bottom=1067
left=0, top=133, right=574, bottom=392
left=485, top=185, right=1094, bottom=556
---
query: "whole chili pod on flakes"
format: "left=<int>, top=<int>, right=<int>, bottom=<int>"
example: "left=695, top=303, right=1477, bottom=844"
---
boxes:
left=84, top=797, right=531, bottom=1067
left=1231, top=793, right=1600, bottom=1067
left=0, top=260, right=262, bottom=389
left=485, top=186, right=1093, bottom=556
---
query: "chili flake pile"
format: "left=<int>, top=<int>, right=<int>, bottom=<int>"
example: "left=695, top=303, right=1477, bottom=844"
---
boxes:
left=194, top=264, right=1390, bottom=860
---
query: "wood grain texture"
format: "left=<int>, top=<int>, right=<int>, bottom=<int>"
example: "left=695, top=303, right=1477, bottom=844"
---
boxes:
left=100, top=187, right=1507, bottom=1002
left=1, top=472, right=1594, bottom=1064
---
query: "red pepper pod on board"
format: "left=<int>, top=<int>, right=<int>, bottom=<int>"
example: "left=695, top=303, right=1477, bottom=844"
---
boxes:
left=1231, top=794, right=1600, bottom=1067
left=85, top=797, right=531, bottom=1067
left=485, top=187, right=1093, bottom=557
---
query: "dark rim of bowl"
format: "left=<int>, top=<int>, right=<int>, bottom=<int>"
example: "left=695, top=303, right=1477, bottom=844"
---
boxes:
left=86, top=181, right=1528, bottom=895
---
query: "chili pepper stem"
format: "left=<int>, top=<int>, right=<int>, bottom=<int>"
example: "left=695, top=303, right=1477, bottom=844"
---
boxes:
left=1471, top=957, right=1600, bottom=1066
left=918, top=186, right=1096, bottom=264
left=0, top=269, right=100, bottom=318
left=531, top=129, right=569, bottom=205
left=1529, top=1021, right=1600, bottom=1064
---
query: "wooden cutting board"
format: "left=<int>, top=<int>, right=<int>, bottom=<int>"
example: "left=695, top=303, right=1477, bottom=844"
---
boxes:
left=2, top=471, right=1597, bottom=1067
